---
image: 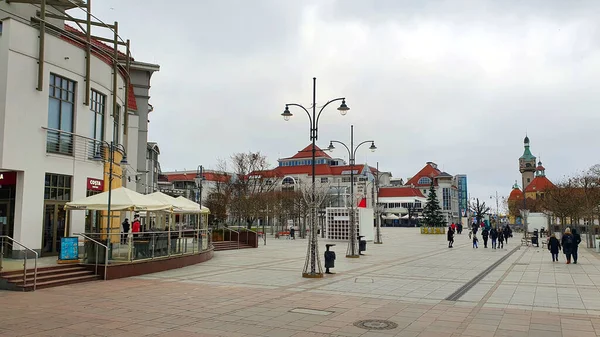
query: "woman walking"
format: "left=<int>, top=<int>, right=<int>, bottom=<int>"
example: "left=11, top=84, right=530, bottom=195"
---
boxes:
left=561, top=228, right=574, bottom=264
left=498, top=230, right=504, bottom=249
left=548, top=234, right=561, bottom=262
left=447, top=226, right=455, bottom=248
left=490, top=227, right=498, bottom=249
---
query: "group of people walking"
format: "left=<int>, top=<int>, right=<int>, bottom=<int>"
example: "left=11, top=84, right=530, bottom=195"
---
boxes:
left=446, top=222, right=512, bottom=249
left=547, top=227, right=582, bottom=264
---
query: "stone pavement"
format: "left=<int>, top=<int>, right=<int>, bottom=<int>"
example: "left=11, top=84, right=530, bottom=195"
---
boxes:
left=1, top=228, right=600, bottom=336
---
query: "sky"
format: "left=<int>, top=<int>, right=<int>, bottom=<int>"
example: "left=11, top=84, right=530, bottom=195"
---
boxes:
left=70, top=0, right=600, bottom=202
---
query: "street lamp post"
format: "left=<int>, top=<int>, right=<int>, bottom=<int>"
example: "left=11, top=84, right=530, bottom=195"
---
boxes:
left=328, top=125, right=377, bottom=258
left=196, top=165, right=205, bottom=231
left=93, top=141, right=127, bottom=254
left=373, top=161, right=383, bottom=244
left=281, top=77, right=349, bottom=278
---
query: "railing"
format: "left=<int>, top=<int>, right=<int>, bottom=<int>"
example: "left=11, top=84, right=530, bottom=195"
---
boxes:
left=79, top=229, right=212, bottom=264
left=0, top=236, right=38, bottom=291
left=42, top=127, right=125, bottom=162
left=228, top=226, right=258, bottom=248
left=74, top=233, right=108, bottom=280
left=222, top=227, right=240, bottom=249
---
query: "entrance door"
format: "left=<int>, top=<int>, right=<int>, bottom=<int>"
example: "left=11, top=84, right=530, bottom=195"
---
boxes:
left=0, top=202, right=10, bottom=236
left=42, top=203, right=68, bottom=256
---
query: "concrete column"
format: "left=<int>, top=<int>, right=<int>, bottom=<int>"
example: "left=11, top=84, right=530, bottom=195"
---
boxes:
left=12, top=170, right=45, bottom=257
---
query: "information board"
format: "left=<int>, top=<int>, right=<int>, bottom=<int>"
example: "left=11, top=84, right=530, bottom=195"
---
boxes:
left=59, top=237, right=79, bottom=260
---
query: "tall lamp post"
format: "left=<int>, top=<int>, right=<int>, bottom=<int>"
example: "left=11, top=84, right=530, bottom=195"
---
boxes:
left=93, top=141, right=128, bottom=252
left=196, top=165, right=205, bottom=230
left=327, top=125, right=377, bottom=258
left=281, top=77, right=349, bottom=278
left=372, top=161, right=383, bottom=244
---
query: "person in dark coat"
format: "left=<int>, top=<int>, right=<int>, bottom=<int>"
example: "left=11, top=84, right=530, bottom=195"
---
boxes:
left=498, top=230, right=504, bottom=249
left=504, top=225, right=511, bottom=244
left=121, top=218, right=130, bottom=244
left=490, top=228, right=498, bottom=249
left=447, top=226, right=455, bottom=248
left=482, top=228, right=489, bottom=248
left=548, top=234, right=561, bottom=262
left=290, top=226, right=296, bottom=240
left=561, top=228, right=575, bottom=264
left=571, top=228, right=582, bottom=264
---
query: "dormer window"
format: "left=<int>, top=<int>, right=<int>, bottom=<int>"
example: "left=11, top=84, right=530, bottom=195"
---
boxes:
left=418, top=177, right=431, bottom=185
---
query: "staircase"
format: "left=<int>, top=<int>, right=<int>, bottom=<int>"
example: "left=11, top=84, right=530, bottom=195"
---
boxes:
left=0, top=265, right=100, bottom=291
left=213, top=241, right=254, bottom=251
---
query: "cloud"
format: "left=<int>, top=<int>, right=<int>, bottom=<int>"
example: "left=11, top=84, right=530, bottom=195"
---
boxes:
left=74, top=0, right=600, bottom=200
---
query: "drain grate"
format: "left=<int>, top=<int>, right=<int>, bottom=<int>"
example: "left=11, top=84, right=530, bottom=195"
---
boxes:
left=354, top=319, right=398, bottom=330
left=355, top=278, right=374, bottom=283
left=289, top=308, right=333, bottom=316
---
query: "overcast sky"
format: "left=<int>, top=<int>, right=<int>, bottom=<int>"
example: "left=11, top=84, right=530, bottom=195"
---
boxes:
left=72, top=0, right=600, bottom=203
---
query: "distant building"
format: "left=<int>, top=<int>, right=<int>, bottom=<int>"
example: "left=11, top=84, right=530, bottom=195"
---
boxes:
left=455, top=174, right=468, bottom=218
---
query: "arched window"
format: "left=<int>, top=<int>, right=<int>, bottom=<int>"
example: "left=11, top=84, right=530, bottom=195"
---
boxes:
left=418, top=177, right=431, bottom=185
left=282, top=177, right=295, bottom=191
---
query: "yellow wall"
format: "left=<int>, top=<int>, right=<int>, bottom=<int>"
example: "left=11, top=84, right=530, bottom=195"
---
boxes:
left=100, top=149, right=125, bottom=243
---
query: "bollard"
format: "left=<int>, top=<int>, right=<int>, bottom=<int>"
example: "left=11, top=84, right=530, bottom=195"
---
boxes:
left=324, top=244, right=336, bottom=274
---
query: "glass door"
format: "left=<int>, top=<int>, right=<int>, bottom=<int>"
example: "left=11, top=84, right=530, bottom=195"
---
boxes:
left=42, top=203, right=68, bottom=256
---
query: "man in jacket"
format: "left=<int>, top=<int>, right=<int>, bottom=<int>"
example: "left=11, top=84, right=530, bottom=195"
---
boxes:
left=562, top=228, right=575, bottom=264
left=571, top=228, right=582, bottom=264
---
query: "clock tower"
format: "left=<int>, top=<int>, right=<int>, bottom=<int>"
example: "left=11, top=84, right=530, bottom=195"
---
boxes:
left=519, top=135, right=536, bottom=190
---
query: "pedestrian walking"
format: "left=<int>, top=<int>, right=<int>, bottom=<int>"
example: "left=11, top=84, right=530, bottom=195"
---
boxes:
left=458, top=223, right=463, bottom=234
left=290, top=226, right=296, bottom=240
left=571, top=228, right=582, bottom=264
left=447, top=226, right=455, bottom=248
left=472, top=234, right=479, bottom=248
left=490, top=227, right=498, bottom=249
left=121, top=218, right=130, bottom=244
left=498, top=230, right=504, bottom=249
left=548, top=234, right=561, bottom=262
left=561, top=227, right=575, bottom=264
left=504, top=225, right=512, bottom=244
left=482, top=228, right=489, bottom=248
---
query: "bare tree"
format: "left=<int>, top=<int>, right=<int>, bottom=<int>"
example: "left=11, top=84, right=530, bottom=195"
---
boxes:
left=541, top=178, right=582, bottom=232
left=470, top=198, right=490, bottom=228
left=226, top=152, right=280, bottom=229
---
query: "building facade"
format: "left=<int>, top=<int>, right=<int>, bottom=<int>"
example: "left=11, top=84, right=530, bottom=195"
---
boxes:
left=0, top=1, right=158, bottom=257
left=456, top=174, right=468, bottom=217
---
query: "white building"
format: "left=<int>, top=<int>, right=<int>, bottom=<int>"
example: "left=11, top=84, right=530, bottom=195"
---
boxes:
left=0, top=1, right=158, bottom=257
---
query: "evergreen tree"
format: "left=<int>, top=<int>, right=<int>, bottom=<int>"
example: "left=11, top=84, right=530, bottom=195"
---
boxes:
left=423, top=180, right=446, bottom=227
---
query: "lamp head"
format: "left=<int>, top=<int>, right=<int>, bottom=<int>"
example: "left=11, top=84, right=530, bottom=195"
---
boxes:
left=93, top=151, right=103, bottom=161
left=120, top=155, right=128, bottom=166
left=327, top=142, right=335, bottom=151
left=369, top=142, right=377, bottom=152
left=281, top=105, right=292, bottom=121
left=337, top=99, right=349, bottom=115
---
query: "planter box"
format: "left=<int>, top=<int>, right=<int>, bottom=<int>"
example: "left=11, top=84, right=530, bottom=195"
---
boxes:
left=420, top=227, right=446, bottom=234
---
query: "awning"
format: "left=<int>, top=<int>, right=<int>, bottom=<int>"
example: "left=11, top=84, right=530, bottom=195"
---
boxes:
left=65, top=187, right=172, bottom=211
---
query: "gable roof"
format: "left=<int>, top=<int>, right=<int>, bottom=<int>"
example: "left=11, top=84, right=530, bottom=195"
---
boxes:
left=524, top=176, right=555, bottom=193
left=405, top=163, right=442, bottom=186
left=378, top=187, right=425, bottom=198
left=287, top=144, right=332, bottom=160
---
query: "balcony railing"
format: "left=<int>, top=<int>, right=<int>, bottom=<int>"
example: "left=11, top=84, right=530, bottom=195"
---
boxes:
left=42, top=127, right=124, bottom=162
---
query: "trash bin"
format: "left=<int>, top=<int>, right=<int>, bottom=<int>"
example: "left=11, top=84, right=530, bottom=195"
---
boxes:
left=358, top=236, right=367, bottom=255
left=324, top=244, right=336, bottom=274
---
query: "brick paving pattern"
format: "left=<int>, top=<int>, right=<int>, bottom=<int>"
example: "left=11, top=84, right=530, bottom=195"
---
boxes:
left=1, top=228, right=600, bottom=336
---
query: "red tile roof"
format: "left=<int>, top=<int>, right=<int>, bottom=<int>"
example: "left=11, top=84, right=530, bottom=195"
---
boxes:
left=524, top=176, right=555, bottom=193
left=288, top=144, right=332, bottom=159
left=508, top=187, right=523, bottom=201
left=378, top=187, right=425, bottom=198
left=61, top=25, right=138, bottom=111
left=164, top=172, right=229, bottom=183
left=271, top=164, right=371, bottom=177
left=405, top=163, right=441, bottom=186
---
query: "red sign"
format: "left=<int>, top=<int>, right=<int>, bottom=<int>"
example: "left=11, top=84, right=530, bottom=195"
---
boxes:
left=0, top=172, right=16, bottom=185
left=87, top=178, right=104, bottom=191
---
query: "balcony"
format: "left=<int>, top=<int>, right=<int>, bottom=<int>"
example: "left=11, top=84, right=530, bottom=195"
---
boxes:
left=43, top=127, right=124, bottom=163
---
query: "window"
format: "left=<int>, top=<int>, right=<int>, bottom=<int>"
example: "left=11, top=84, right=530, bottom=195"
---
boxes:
left=321, top=177, right=328, bottom=183
left=342, top=177, right=351, bottom=183
left=44, top=173, right=72, bottom=201
left=443, top=188, right=451, bottom=210
left=113, top=105, right=120, bottom=145
left=90, top=90, right=106, bottom=142
left=418, top=177, right=431, bottom=185
left=47, top=74, right=76, bottom=155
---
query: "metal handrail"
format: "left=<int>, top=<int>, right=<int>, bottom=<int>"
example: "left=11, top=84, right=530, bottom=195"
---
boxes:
left=0, top=236, right=38, bottom=291
left=228, top=226, right=258, bottom=248
left=223, top=227, right=240, bottom=249
left=74, top=233, right=108, bottom=281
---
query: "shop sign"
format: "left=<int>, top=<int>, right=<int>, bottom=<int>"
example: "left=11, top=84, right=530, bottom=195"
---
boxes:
left=87, top=178, right=104, bottom=191
left=0, top=172, right=16, bottom=185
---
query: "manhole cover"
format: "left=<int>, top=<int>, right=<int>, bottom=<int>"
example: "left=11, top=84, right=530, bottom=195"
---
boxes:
left=354, top=319, right=398, bottom=330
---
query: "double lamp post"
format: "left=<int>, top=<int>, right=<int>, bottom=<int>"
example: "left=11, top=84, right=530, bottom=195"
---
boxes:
left=281, top=77, right=349, bottom=278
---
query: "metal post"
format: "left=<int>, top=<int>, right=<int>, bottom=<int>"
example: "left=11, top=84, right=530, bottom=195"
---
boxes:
left=347, top=125, right=358, bottom=257
left=375, top=161, right=382, bottom=244
left=107, top=142, right=113, bottom=258
left=37, top=0, right=46, bottom=91
left=84, top=0, right=91, bottom=105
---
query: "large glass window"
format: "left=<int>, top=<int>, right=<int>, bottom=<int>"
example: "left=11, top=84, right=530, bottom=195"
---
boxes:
left=47, top=74, right=76, bottom=155
left=443, top=188, right=451, bottom=210
left=418, top=177, right=431, bottom=185
left=90, top=90, right=106, bottom=142
left=44, top=173, right=72, bottom=201
left=113, top=105, right=120, bottom=145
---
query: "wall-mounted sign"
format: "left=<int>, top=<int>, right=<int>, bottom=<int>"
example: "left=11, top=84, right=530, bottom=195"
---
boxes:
left=0, top=172, right=17, bottom=185
left=87, top=177, right=104, bottom=191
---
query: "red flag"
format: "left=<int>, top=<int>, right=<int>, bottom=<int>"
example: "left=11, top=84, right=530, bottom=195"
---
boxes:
left=357, top=198, right=367, bottom=208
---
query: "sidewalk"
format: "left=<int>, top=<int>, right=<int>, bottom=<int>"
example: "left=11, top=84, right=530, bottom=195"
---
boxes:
left=1, top=228, right=599, bottom=336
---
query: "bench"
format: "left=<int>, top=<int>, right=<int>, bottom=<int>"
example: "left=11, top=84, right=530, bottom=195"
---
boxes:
left=275, top=231, right=290, bottom=239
